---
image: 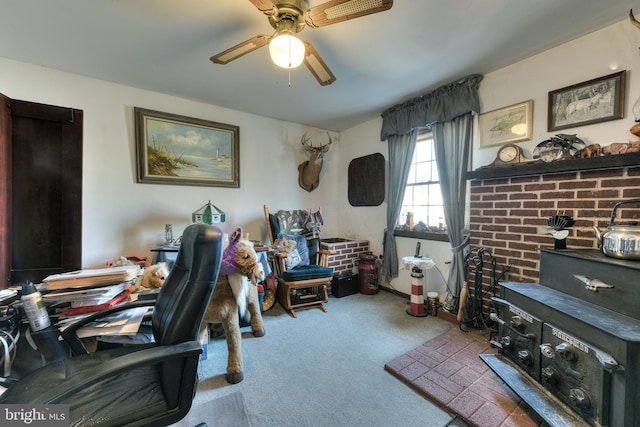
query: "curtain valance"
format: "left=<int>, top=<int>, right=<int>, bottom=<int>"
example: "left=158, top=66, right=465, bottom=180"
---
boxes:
left=380, top=74, right=483, bottom=140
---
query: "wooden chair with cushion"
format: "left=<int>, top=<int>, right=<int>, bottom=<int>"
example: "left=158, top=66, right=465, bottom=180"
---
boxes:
left=263, top=205, right=334, bottom=318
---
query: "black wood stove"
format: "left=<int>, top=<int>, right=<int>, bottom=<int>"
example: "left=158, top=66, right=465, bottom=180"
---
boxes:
left=481, top=249, right=640, bottom=427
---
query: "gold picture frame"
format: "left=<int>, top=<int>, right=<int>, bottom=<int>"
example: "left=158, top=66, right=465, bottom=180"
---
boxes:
left=135, top=107, right=239, bottom=188
left=479, top=100, right=533, bottom=148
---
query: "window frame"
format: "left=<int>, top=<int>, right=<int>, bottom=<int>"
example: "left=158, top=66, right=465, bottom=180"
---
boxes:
left=394, top=228, right=450, bottom=242
left=393, top=130, right=449, bottom=242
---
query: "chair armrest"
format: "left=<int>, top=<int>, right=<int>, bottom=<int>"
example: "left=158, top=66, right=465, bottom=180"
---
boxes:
left=317, top=249, right=335, bottom=267
left=41, top=341, right=202, bottom=404
left=60, top=300, right=155, bottom=356
left=271, top=254, right=287, bottom=276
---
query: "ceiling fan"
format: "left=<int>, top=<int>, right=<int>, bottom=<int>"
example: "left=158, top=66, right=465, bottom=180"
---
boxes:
left=210, top=0, right=393, bottom=86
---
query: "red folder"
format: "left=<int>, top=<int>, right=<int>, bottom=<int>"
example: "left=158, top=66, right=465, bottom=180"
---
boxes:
left=59, top=289, right=132, bottom=317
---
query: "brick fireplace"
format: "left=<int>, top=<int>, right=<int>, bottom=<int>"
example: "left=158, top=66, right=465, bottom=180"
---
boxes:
left=320, top=238, right=370, bottom=276
left=467, top=158, right=640, bottom=305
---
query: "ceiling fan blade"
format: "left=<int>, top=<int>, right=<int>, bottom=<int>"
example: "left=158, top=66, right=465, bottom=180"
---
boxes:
left=249, top=0, right=276, bottom=15
left=210, top=35, right=270, bottom=64
left=305, top=0, right=393, bottom=28
left=302, top=42, right=336, bottom=86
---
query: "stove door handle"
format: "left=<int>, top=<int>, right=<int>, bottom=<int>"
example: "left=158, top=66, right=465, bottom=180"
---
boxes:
left=594, top=348, right=620, bottom=373
left=573, top=274, right=614, bottom=292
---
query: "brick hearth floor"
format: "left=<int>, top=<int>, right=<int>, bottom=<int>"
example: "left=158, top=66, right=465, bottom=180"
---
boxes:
left=385, top=326, right=544, bottom=426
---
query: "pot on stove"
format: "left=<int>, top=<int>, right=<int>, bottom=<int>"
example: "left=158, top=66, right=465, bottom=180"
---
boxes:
left=593, top=198, right=640, bottom=260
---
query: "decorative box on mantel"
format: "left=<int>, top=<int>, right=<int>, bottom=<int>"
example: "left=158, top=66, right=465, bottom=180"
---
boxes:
left=321, top=238, right=370, bottom=277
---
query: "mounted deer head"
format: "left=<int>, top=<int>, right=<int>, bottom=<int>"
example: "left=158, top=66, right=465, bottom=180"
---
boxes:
left=297, top=131, right=334, bottom=192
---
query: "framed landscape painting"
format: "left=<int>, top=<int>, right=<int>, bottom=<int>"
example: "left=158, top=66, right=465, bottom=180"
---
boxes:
left=135, top=107, right=239, bottom=187
left=478, top=100, right=533, bottom=147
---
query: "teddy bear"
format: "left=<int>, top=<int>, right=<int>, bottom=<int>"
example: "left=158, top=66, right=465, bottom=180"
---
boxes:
left=132, top=262, right=169, bottom=293
left=273, top=236, right=297, bottom=255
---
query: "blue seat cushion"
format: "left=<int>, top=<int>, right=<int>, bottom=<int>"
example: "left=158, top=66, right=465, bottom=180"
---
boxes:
left=281, top=264, right=333, bottom=281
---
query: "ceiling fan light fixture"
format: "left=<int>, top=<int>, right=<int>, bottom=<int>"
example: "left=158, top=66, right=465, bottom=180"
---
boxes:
left=269, top=33, right=305, bottom=69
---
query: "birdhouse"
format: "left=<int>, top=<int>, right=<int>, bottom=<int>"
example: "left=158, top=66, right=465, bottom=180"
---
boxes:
left=192, top=201, right=225, bottom=224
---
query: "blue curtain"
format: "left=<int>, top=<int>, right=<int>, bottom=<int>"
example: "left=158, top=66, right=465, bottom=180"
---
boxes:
left=433, top=114, right=473, bottom=304
left=379, top=74, right=482, bottom=301
left=381, top=74, right=483, bottom=140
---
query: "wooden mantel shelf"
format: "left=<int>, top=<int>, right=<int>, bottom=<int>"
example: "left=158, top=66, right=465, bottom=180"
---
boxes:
left=466, top=152, right=640, bottom=180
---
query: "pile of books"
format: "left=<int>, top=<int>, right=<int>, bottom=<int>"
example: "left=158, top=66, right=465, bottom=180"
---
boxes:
left=42, top=265, right=148, bottom=339
left=43, top=265, right=140, bottom=291
left=43, top=282, right=133, bottom=316
left=43, top=265, right=141, bottom=315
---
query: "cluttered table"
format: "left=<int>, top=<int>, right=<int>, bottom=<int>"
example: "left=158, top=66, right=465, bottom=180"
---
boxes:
left=0, top=265, right=155, bottom=384
left=0, top=241, right=272, bottom=385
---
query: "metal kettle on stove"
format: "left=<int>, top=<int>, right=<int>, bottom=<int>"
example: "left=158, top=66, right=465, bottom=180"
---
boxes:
left=593, top=198, right=640, bottom=260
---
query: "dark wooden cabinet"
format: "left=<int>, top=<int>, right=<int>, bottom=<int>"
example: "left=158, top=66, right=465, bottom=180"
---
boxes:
left=0, top=95, right=83, bottom=286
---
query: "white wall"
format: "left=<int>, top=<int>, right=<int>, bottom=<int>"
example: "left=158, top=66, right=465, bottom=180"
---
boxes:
left=2, top=16, right=636, bottom=297
left=0, top=58, right=341, bottom=268
left=473, top=18, right=639, bottom=168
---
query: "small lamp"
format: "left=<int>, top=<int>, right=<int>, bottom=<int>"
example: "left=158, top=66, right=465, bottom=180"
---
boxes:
left=192, top=201, right=225, bottom=224
left=269, top=30, right=305, bottom=69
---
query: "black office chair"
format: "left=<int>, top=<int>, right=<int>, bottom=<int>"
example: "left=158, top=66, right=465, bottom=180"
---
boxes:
left=0, top=223, right=223, bottom=427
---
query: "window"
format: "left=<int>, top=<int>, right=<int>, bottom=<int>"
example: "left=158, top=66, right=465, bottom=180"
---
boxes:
left=396, top=131, right=447, bottom=239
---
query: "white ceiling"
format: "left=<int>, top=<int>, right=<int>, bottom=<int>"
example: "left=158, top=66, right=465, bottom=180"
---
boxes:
left=0, top=0, right=638, bottom=131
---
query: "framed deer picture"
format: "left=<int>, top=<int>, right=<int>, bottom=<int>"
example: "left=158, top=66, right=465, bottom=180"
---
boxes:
left=548, top=71, right=625, bottom=132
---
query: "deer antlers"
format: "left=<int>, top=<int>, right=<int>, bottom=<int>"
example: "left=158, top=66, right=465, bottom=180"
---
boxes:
left=300, top=131, right=333, bottom=153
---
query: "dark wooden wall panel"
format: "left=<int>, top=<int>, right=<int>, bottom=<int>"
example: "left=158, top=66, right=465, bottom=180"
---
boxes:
left=0, top=94, right=11, bottom=287
left=348, top=153, right=385, bottom=206
left=3, top=98, right=83, bottom=286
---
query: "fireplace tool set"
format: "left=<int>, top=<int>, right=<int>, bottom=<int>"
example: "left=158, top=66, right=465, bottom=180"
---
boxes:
left=459, top=247, right=511, bottom=331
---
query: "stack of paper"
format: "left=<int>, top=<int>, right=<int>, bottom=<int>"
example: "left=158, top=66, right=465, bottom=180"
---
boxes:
left=57, top=306, right=150, bottom=339
left=57, top=290, right=132, bottom=317
left=43, top=268, right=152, bottom=342
left=44, top=283, right=131, bottom=307
left=43, top=266, right=140, bottom=290
left=0, top=289, right=18, bottom=305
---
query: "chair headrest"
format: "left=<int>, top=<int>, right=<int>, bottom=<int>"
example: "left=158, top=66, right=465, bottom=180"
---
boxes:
left=152, top=223, right=223, bottom=345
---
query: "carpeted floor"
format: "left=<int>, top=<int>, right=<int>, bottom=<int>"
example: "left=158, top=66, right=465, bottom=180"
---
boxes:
left=170, top=391, right=251, bottom=427
left=191, top=291, right=455, bottom=427
left=385, top=327, right=544, bottom=427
